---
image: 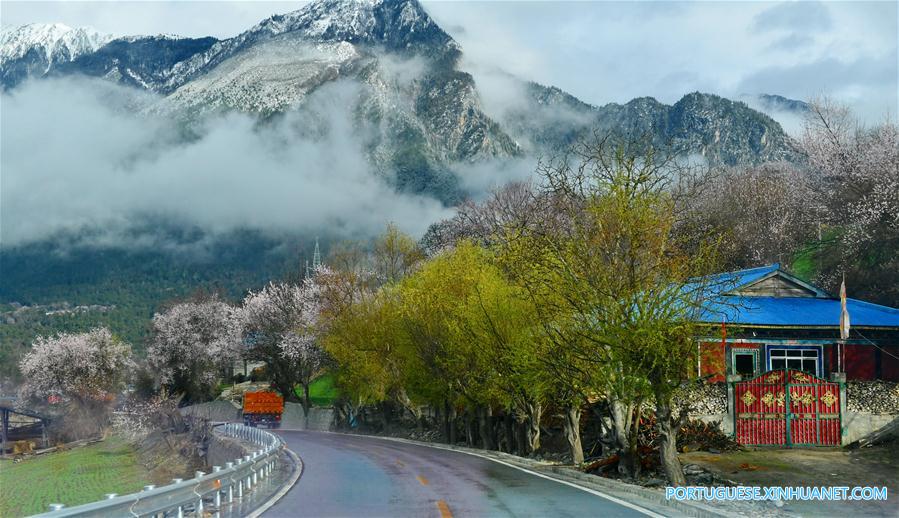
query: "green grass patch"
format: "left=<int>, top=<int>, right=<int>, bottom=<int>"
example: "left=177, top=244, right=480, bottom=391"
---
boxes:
left=296, top=373, right=340, bottom=407
left=0, top=436, right=149, bottom=517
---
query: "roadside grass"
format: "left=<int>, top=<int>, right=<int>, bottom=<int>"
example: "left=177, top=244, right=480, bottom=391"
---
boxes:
left=296, top=373, right=340, bottom=407
left=0, top=436, right=149, bottom=517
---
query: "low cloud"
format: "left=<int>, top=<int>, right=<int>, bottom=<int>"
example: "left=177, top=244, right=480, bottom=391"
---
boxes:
left=0, top=77, right=454, bottom=250
left=752, top=1, right=832, bottom=33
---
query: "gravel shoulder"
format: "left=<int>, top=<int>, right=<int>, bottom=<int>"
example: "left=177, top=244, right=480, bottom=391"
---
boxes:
left=680, top=445, right=899, bottom=517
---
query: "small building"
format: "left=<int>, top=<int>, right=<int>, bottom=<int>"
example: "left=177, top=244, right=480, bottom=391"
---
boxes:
left=695, top=264, right=899, bottom=383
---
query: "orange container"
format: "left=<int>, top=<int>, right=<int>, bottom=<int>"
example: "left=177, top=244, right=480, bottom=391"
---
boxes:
left=243, top=391, right=284, bottom=416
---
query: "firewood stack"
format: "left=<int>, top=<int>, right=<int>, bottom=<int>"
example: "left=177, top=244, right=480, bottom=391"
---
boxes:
left=846, top=380, right=899, bottom=414
left=672, top=382, right=727, bottom=415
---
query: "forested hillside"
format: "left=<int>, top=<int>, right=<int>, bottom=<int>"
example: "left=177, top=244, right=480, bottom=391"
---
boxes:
left=0, top=233, right=310, bottom=382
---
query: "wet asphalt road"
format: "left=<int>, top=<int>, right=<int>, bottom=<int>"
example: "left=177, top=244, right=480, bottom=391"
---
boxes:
left=263, top=431, right=652, bottom=518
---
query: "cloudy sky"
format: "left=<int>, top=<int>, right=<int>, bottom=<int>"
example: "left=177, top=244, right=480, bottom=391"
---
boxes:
left=3, top=0, right=897, bottom=122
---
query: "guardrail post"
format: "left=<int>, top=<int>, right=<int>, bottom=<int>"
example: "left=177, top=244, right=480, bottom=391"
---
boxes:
left=105, top=493, right=117, bottom=499
left=212, top=466, right=222, bottom=508
left=194, top=471, right=205, bottom=514
left=225, top=462, right=235, bottom=503
left=143, top=485, right=156, bottom=491
left=48, top=504, right=65, bottom=511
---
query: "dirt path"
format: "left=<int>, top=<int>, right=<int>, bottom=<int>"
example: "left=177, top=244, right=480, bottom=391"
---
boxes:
left=680, top=445, right=898, bottom=517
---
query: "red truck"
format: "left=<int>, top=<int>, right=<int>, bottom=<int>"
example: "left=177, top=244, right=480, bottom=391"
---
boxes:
left=242, top=391, right=284, bottom=428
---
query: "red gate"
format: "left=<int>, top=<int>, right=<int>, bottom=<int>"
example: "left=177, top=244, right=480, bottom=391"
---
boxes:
left=734, top=369, right=841, bottom=446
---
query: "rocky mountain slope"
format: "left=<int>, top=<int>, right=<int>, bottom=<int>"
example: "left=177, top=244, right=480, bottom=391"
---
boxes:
left=749, top=93, right=811, bottom=115
left=2, top=0, right=797, bottom=195
left=56, top=34, right=219, bottom=91
left=502, top=84, right=797, bottom=165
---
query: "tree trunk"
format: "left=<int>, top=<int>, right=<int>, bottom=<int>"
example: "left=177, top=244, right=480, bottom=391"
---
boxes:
left=448, top=404, right=458, bottom=444
left=396, top=389, right=422, bottom=428
left=524, top=401, right=541, bottom=454
left=564, top=403, right=584, bottom=465
left=656, top=398, right=686, bottom=486
left=381, top=402, right=392, bottom=433
left=302, top=383, right=311, bottom=417
left=477, top=405, right=494, bottom=450
left=610, top=398, right=639, bottom=479
left=503, top=412, right=515, bottom=453
left=464, top=410, right=475, bottom=446
left=443, top=400, right=451, bottom=443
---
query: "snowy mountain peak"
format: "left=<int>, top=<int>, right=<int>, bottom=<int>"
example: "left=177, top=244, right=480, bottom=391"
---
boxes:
left=251, top=0, right=454, bottom=53
left=117, top=33, right=189, bottom=43
left=0, top=23, right=112, bottom=67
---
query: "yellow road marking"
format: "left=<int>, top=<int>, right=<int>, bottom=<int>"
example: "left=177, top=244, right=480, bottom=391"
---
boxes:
left=437, top=500, right=453, bottom=518
left=416, top=475, right=429, bottom=486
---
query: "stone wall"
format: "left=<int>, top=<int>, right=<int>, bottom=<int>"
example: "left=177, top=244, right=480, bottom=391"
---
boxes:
left=206, top=431, right=253, bottom=468
left=280, top=403, right=333, bottom=431
left=842, top=412, right=899, bottom=445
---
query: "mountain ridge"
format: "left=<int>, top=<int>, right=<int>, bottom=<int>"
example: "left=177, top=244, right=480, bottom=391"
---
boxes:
left=2, top=0, right=798, bottom=198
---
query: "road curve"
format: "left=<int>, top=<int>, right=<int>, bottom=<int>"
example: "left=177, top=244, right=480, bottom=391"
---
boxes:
left=263, top=430, right=653, bottom=518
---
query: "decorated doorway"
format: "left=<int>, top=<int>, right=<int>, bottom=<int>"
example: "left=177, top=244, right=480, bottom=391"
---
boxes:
left=734, top=369, right=841, bottom=446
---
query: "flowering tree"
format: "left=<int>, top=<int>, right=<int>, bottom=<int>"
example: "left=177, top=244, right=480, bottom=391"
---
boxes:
left=149, top=296, right=241, bottom=403
left=20, top=327, right=133, bottom=403
left=679, top=162, right=818, bottom=268
left=19, top=328, right=133, bottom=439
left=800, top=100, right=899, bottom=304
left=240, top=270, right=330, bottom=414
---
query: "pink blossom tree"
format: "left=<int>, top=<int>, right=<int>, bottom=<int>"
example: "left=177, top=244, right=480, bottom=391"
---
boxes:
left=19, top=327, right=133, bottom=439
left=800, top=100, right=899, bottom=303
left=240, top=269, right=330, bottom=414
left=148, top=296, right=241, bottom=403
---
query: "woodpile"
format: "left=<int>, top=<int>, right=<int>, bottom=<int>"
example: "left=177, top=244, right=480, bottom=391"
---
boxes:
left=677, top=419, right=741, bottom=453
left=673, top=382, right=727, bottom=415
left=846, top=380, right=899, bottom=413
left=584, top=415, right=740, bottom=476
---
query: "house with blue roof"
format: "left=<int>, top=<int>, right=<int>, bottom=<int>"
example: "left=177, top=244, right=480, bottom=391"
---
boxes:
left=694, top=264, right=899, bottom=383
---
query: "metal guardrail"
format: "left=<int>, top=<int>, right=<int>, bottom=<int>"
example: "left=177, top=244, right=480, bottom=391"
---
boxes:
left=34, top=423, right=284, bottom=518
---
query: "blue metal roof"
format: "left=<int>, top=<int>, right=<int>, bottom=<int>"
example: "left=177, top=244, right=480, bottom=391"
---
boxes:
left=691, top=265, right=899, bottom=328
left=701, top=263, right=781, bottom=293
left=699, top=295, right=899, bottom=327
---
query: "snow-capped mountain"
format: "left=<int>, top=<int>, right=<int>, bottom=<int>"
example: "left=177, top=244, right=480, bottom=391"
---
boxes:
left=160, top=0, right=457, bottom=93
left=1, top=0, right=797, bottom=198
left=0, top=23, right=112, bottom=86
left=56, top=34, right=219, bottom=92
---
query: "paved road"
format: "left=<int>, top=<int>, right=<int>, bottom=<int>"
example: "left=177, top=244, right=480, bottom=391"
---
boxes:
left=263, top=431, right=654, bottom=518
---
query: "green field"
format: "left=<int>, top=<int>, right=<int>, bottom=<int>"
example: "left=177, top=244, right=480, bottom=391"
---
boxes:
left=0, top=436, right=150, bottom=517
left=296, top=374, right=340, bottom=407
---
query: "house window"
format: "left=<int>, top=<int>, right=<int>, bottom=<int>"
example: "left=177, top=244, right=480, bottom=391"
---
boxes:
left=769, top=348, right=819, bottom=376
left=731, top=347, right=760, bottom=378
left=734, top=354, right=756, bottom=377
